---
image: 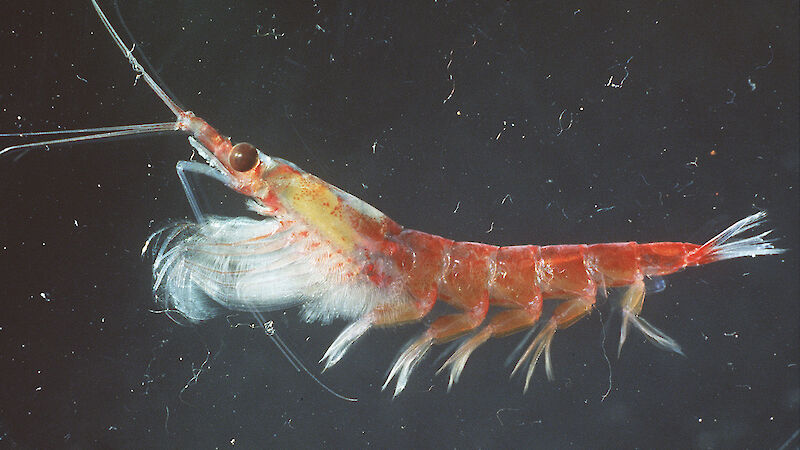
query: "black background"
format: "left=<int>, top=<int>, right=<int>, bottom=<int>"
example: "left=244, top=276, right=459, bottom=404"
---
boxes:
left=0, top=1, right=797, bottom=448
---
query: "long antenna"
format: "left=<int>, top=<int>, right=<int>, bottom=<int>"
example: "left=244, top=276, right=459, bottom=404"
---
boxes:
left=0, top=123, right=178, bottom=156
left=251, top=311, right=358, bottom=403
left=90, top=0, right=185, bottom=118
left=0, top=0, right=189, bottom=158
left=112, top=0, right=185, bottom=112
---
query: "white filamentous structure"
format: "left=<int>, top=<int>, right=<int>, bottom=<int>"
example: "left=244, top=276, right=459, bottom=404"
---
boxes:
left=148, top=215, right=409, bottom=324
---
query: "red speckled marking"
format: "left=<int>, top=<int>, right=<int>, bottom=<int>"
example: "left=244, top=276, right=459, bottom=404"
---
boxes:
left=538, top=245, right=594, bottom=298
left=585, top=242, right=639, bottom=286
left=490, top=245, right=541, bottom=308
left=440, top=242, right=495, bottom=307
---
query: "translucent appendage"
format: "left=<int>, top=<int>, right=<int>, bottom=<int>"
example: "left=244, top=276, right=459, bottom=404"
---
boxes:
left=624, top=312, right=684, bottom=356
left=437, top=328, right=491, bottom=391
left=618, top=279, right=645, bottom=357
left=320, top=315, right=373, bottom=371
left=617, top=278, right=683, bottom=356
left=511, top=320, right=557, bottom=393
left=383, top=334, right=433, bottom=397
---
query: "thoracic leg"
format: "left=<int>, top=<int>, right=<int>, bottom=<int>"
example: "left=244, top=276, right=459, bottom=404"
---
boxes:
left=384, top=299, right=489, bottom=397
left=320, top=290, right=436, bottom=370
left=513, top=296, right=595, bottom=393
left=618, top=278, right=683, bottom=356
left=438, top=304, right=541, bottom=390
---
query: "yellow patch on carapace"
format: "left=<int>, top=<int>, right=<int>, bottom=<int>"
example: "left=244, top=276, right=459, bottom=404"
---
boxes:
left=280, top=172, right=360, bottom=252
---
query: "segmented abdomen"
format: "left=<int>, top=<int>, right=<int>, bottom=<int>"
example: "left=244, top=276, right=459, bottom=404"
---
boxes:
left=393, top=230, right=699, bottom=306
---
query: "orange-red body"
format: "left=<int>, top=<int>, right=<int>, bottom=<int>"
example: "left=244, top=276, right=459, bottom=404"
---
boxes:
left=369, top=230, right=703, bottom=341
left=12, top=2, right=777, bottom=397
left=170, top=110, right=779, bottom=397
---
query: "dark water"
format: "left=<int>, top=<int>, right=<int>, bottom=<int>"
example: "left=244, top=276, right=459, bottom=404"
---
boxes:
left=0, top=1, right=797, bottom=448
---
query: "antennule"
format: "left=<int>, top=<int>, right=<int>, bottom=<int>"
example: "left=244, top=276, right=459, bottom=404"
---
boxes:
left=0, top=122, right=179, bottom=157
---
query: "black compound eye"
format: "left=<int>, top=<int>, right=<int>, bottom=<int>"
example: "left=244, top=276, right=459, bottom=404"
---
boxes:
left=229, top=142, right=258, bottom=172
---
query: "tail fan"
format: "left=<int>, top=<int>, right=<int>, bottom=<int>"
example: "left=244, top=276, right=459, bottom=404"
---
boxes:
left=686, top=211, right=785, bottom=266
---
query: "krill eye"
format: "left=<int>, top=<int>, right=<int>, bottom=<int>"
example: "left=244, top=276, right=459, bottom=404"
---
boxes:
left=229, top=142, right=258, bottom=172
